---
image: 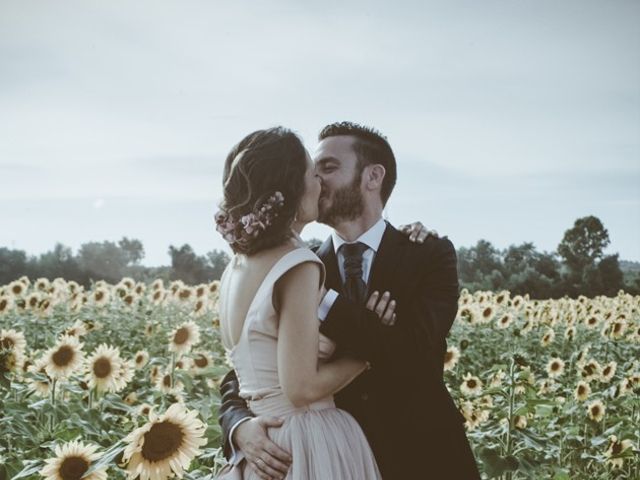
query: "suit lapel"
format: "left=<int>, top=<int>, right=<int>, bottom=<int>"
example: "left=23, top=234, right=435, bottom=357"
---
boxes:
left=316, top=236, right=343, bottom=293
left=367, top=222, right=403, bottom=296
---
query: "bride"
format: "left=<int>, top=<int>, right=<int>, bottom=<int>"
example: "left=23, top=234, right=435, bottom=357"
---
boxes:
left=215, top=127, right=382, bottom=479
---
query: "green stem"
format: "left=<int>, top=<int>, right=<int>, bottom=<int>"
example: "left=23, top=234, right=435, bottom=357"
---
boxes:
left=505, top=358, right=515, bottom=480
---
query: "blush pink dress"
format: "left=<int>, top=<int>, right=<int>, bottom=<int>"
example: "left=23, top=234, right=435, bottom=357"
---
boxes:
left=221, top=248, right=381, bottom=480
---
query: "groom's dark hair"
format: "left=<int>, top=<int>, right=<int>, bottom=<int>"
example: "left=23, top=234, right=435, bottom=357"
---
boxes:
left=318, top=121, right=397, bottom=206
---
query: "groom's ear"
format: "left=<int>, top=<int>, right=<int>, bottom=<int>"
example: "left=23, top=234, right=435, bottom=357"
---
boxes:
left=365, top=164, right=386, bottom=192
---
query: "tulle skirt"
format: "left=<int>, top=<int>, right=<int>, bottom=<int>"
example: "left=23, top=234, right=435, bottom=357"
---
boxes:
left=242, top=403, right=381, bottom=480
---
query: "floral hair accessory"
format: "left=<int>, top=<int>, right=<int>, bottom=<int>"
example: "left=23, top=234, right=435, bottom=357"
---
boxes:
left=215, top=191, right=285, bottom=247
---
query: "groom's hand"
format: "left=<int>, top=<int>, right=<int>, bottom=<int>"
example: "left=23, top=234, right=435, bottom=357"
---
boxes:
left=234, top=416, right=292, bottom=479
left=399, top=221, right=439, bottom=243
left=366, top=290, right=397, bottom=326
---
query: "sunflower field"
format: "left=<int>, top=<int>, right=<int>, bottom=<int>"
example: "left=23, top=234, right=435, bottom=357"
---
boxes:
left=0, top=277, right=638, bottom=479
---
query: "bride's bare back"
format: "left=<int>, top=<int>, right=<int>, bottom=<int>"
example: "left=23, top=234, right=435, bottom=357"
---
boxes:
left=218, top=240, right=302, bottom=350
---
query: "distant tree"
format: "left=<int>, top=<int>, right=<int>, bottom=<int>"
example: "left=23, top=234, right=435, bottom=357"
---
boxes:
left=457, top=240, right=503, bottom=290
left=0, top=248, right=28, bottom=285
left=206, top=249, right=231, bottom=280
left=118, top=237, right=145, bottom=265
left=168, top=244, right=212, bottom=284
left=35, top=243, right=82, bottom=282
left=558, top=216, right=610, bottom=282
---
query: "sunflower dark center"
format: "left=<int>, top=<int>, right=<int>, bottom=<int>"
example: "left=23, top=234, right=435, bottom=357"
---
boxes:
left=12, top=285, right=22, bottom=294
left=551, top=363, right=560, bottom=371
left=53, top=345, right=74, bottom=367
left=196, top=354, right=211, bottom=368
left=467, top=379, right=477, bottom=388
left=59, top=456, right=89, bottom=480
left=179, top=290, right=191, bottom=299
left=141, top=420, right=184, bottom=461
left=603, top=367, right=611, bottom=376
left=163, top=375, right=171, bottom=387
left=95, top=291, right=104, bottom=301
left=1, top=337, right=15, bottom=349
left=611, top=442, right=622, bottom=455
left=591, top=405, right=600, bottom=415
left=578, top=386, right=586, bottom=394
left=482, top=308, right=492, bottom=317
left=136, top=355, right=144, bottom=363
left=173, top=328, right=189, bottom=345
left=0, top=299, right=7, bottom=310
left=93, top=357, right=112, bottom=378
left=154, top=292, right=162, bottom=300
left=444, top=352, right=453, bottom=363
left=29, top=297, right=39, bottom=307
left=125, top=296, right=134, bottom=305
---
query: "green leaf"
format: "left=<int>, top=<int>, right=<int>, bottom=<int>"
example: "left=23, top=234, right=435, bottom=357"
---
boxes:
left=10, top=460, right=43, bottom=480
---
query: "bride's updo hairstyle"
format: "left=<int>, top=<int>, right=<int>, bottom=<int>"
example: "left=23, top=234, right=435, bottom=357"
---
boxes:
left=216, top=127, right=307, bottom=255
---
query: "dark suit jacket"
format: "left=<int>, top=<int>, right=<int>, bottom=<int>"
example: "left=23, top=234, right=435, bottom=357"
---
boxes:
left=218, top=222, right=481, bottom=479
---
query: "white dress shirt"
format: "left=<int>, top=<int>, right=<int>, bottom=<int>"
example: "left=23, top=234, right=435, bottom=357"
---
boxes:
left=318, top=217, right=387, bottom=320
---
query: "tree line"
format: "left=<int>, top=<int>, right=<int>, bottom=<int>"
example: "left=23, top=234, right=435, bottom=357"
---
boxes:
left=1, top=216, right=638, bottom=298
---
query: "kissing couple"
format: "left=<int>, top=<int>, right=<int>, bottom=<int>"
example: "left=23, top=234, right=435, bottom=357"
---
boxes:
left=214, top=122, right=481, bottom=479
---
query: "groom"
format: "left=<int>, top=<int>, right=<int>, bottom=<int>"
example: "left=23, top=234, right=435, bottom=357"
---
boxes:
left=218, top=121, right=481, bottom=479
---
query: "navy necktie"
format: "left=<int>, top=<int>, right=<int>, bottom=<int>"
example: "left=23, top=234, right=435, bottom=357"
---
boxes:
left=341, top=242, right=368, bottom=304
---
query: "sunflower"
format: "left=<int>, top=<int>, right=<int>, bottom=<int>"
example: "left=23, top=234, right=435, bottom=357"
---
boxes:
left=124, top=392, right=138, bottom=405
left=587, top=399, right=605, bottom=422
left=85, top=344, right=123, bottom=393
left=144, top=322, right=154, bottom=337
left=133, top=350, right=149, bottom=369
left=487, top=369, right=505, bottom=388
left=480, top=305, right=495, bottom=324
left=580, top=359, right=601, bottom=382
left=149, top=365, right=161, bottom=384
left=44, top=335, right=84, bottom=380
left=119, top=277, right=136, bottom=290
left=92, top=287, right=111, bottom=307
left=443, top=346, right=460, bottom=371
left=546, top=358, right=565, bottom=378
left=584, top=315, right=600, bottom=329
left=600, top=361, right=617, bottom=383
left=27, top=356, right=52, bottom=396
left=604, top=435, right=634, bottom=469
left=540, top=328, right=555, bottom=347
left=122, top=403, right=207, bottom=479
left=458, top=306, right=478, bottom=325
left=574, top=381, right=591, bottom=402
left=64, top=319, right=88, bottom=338
left=192, top=299, right=207, bottom=316
left=8, top=280, right=26, bottom=297
left=0, top=295, right=15, bottom=315
left=1, top=329, right=27, bottom=365
left=137, top=403, right=154, bottom=418
left=564, top=326, right=576, bottom=341
left=208, top=280, right=220, bottom=295
left=151, top=279, right=164, bottom=291
left=496, top=313, right=513, bottom=329
left=191, top=351, right=213, bottom=373
left=155, top=370, right=185, bottom=395
left=149, top=289, right=167, bottom=306
left=513, top=415, right=527, bottom=429
left=460, top=373, right=483, bottom=397
left=40, top=439, right=107, bottom=480
left=168, top=320, right=201, bottom=354
left=25, top=292, right=42, bottom=311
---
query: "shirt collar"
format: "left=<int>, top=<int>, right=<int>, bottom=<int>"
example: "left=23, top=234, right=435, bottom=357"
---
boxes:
left=332, top=217, right=387, bottom=255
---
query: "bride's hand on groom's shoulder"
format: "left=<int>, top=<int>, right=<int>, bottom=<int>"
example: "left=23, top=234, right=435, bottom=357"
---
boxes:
left=366, top=290, right=397, bottom=326
left=399, top=221, right=439, bottom=243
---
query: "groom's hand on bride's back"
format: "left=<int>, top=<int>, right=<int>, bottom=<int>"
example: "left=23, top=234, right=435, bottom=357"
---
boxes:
left=234, top=416, right=292, bottom=479
left=399, top=221, right=440, bottom=243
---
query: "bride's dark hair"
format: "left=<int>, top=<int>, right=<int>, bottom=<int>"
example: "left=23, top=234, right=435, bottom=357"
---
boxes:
left=217, top=127, right=307, bottom=255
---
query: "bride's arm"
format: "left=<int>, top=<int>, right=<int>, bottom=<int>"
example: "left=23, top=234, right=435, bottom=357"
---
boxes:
left=275, top=262, right=367, bottom=407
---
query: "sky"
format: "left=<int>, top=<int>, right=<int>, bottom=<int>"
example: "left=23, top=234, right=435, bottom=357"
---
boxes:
left=1, top=0, right=639, bottom=266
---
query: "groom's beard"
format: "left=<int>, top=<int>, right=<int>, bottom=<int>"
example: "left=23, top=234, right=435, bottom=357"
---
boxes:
left=317, top=171, right=364, bottom=227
